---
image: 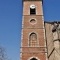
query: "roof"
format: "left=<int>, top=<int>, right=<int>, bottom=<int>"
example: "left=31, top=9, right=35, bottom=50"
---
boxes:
left=45, top=21, right=60, bottom=24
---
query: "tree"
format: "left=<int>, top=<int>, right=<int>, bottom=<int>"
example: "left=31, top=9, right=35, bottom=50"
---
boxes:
left=0, top=46, right=7, bottom=60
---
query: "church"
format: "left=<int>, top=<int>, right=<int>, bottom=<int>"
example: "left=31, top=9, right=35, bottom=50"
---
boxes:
left=20, top=0, right=60, bottom=60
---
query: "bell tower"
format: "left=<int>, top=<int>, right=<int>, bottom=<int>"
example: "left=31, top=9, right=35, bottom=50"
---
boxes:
left=20, top=0, right=47, bottom=60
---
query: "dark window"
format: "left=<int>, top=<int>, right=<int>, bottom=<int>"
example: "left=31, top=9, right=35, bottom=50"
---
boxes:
left=30, top=8, right=36, bottom=15
left=30, top=58, right=37, bottom=60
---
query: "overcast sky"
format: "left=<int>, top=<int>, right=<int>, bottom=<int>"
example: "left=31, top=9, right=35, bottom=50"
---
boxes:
left=0, top=0, right=60, bottom=60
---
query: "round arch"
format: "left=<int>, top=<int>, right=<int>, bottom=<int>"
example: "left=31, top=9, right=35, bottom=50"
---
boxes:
left=29, top=32, right=37, bottom=47
left=28, top=56, right=40, bottom=60
left=30, top=58, right=37, bottom=60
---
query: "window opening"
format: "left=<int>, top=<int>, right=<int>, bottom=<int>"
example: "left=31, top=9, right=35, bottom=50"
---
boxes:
left=29, top=33, right=37, bottom=47
left=30, top=5, right=36, bottom=15
left=30, top=58, right=37, bottom=60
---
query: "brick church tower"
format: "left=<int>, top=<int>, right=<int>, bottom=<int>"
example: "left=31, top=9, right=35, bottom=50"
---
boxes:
left=20, top=0, right=47, bottom=60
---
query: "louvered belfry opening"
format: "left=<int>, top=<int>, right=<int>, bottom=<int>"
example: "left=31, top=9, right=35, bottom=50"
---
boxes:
left=30, top=8, right=36, bottom=15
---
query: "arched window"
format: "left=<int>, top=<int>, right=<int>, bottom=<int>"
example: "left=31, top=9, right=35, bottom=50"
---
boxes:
left=29, top=32, right=37, bottom=47
left=30, top=4, right=36, bottom=15
left=30, top=58, right=37, bottom=60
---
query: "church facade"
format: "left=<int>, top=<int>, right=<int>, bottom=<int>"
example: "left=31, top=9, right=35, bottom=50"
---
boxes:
left=45, top=21, right=60, bottom=60
left=20, top=0, right=60, bottom=60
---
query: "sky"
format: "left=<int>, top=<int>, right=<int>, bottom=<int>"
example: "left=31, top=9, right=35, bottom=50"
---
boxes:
left=0, top=0, right=60, bottom=60
left=44, top=0, right=60, bottom=21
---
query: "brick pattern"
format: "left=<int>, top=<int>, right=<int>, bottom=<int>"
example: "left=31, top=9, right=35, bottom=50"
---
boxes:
left=20, top=0, right=46, bottom=60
